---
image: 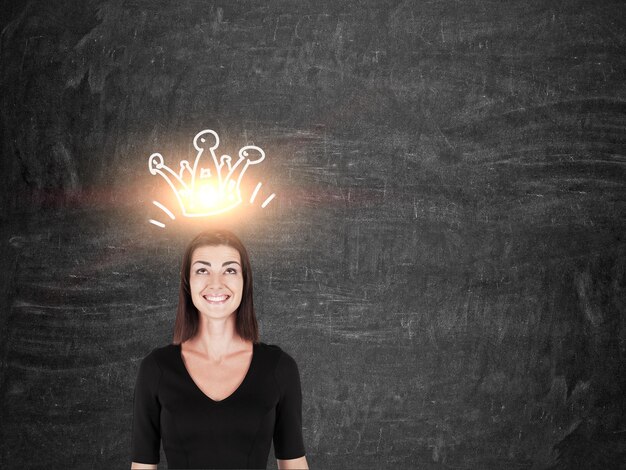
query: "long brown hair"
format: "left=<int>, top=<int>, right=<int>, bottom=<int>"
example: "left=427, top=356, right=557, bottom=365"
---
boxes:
left=172, top=230, right=259, bottom=345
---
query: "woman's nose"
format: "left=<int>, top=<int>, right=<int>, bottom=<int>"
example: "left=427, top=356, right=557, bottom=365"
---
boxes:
left=206, top=275, right=223, bottom=288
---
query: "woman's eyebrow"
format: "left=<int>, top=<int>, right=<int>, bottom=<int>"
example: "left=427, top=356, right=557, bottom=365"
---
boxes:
left=192, top=260, right=241, bottom=267
left=222, top=261, right=241, bottom=267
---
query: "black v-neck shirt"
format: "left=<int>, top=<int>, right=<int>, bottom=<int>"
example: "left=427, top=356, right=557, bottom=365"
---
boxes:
left=130, top=342, right=306, bottom=469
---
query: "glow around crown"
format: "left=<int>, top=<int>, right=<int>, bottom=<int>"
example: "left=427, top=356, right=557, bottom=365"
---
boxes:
left=148, top=129, right=266, bottom=217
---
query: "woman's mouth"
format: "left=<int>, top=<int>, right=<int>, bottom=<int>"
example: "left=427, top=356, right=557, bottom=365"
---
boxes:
left=203, top=294, right=231, bottom=304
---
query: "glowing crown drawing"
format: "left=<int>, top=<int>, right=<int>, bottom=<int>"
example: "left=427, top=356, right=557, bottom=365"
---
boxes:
left=148, top=129, right=274, bottom=225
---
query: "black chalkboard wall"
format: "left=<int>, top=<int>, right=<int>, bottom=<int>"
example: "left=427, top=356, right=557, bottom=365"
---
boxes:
left=1, top=0, right=624, bottom=469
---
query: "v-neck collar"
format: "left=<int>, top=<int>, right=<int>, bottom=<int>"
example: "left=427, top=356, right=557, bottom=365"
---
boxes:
left=176, top=342, right=257, bottom=404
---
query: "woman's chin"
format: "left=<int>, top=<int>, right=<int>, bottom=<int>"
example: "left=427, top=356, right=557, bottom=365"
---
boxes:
left=197, top=307, right=237, bottom=320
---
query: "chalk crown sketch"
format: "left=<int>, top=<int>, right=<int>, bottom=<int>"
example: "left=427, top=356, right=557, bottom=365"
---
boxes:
left=148, top=129, right=267, bottom=217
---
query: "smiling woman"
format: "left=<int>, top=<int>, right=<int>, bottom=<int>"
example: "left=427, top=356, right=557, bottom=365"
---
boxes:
left=188, top=245, right=245, bottom=325
left=130, top=230, right=309, bottom=470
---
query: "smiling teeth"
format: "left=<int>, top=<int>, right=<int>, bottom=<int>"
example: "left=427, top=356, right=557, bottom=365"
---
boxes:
left=204, top=295, right=229, bottom=301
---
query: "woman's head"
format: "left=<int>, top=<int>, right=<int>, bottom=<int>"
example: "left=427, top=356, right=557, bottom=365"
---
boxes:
left=172, top=230, right=259, bottom=344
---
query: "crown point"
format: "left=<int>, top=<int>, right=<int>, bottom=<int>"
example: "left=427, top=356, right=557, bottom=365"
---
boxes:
left=193, top=129, right=219, bottom=152
left=239, top=145, right=265, bottom=164
left=149, top=153, right=165, bottom=174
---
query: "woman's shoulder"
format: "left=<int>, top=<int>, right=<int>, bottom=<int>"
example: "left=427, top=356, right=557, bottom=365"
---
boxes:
left=258, top=341, right=300, bottom=373
left=133, top=345, right=174, bottom=387
left=257, top=342, right=302, bottom=395
left=257, top=341, right=293, bottom=359
left=137, top=343, right=178, bottom=370
left=143, top=342, right=177, bottom=357
left=258, top=341, right=282, bottom=352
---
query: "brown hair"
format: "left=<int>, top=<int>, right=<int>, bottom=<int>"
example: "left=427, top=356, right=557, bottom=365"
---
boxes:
left=172, top=230, right=259, bottom=345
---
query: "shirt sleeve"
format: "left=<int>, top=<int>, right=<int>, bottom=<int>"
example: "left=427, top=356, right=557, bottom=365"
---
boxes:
left=273, top=350, right=306, bottom=459
left=131, top=351, right=162, bottom=464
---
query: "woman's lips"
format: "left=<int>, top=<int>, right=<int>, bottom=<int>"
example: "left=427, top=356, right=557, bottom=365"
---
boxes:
left=203, top=294, right=230, bottom=304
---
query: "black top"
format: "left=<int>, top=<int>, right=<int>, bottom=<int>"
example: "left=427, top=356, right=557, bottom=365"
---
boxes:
left=131, top=342, right=306, bottom=469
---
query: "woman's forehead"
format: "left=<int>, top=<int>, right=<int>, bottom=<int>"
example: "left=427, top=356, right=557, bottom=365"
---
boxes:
left=191, top=244, right=241, bottom=262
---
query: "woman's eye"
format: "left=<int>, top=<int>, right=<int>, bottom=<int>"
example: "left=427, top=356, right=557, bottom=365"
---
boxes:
left=196, top=268, right=208, bottom=274
left=225, top=267, right=238, bottom=274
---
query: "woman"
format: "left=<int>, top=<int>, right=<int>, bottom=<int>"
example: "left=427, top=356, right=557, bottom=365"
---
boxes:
left=130, top=230, right=309, bottom=469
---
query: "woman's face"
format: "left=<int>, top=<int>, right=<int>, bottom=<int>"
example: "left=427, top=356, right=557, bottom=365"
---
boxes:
left=189, top=244, right=244, bottom=320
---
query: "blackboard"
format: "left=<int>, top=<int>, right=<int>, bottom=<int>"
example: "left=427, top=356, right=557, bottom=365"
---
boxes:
left=1, top=0, right=624, bottom=468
